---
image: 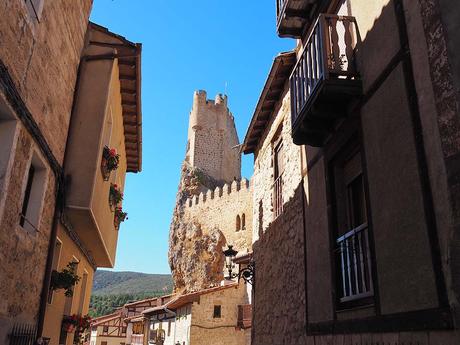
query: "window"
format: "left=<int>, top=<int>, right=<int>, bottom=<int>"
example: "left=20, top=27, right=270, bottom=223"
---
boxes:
left=213, top=305, right=221, bottom=318
left=47, top=239, right=62, bottom=304
left=241, top=213, right=246, bottom=230
left=273, top=139, right=284, bottom=219
left=77, top=271, right=88, bottom=314
left=236, top=215, right=241, bottom=231
left=103, top=326, right=109, bottom=333
left=0, top=108, right=17, bottom=200
left=122, top=327, right=127, bottom=334
left=19, top=152, right=48, bottom=232
left=25, top=0, right=44, bottom=21
left=332, top=145, right=373, bottom=307
left=101, top=342, right=107, bottom=345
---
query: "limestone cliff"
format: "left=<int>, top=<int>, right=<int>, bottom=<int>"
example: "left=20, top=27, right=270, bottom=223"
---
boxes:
left=169, top=163, right=227, bottom=293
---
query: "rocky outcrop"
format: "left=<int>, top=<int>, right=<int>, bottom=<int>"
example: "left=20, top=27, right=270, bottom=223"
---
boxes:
left=169, top=163, right=226, bottom=293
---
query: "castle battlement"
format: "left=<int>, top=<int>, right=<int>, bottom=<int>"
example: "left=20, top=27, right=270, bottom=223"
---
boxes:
left=187, top=178, right=251, bottom=208
left=193, top=90, right=228, bottom=109
left=187, top=90, right=241, bottom=183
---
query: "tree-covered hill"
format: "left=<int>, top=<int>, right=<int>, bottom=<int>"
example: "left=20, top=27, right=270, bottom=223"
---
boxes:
left=92, top=270, right=172, bottom=296
left=89, top=270, right=173, bottom=317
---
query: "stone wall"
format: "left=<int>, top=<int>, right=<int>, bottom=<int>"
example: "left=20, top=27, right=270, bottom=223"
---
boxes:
left=0, top=0, right=92, bottom=342
left=186, top=90, right=241, bottom=184
left=190, top=284, right=249, bottom=345
left=170, top=91, right=251, bottom=293
left=252, top=184, right=306, bottom=345
left=0, top=0, right=92, bottom=163
left=183, top=179, right=253, bottom=253
left=251, top=90, right=303, bottom=242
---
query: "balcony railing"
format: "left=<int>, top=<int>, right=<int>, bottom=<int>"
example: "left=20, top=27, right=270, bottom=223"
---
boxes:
left=273, top=174, right=283, bottom=219
left=276, top=0, right=314, bottom=38
left=336, top=223, right=373, bottom=302
left=276, top=0, right=286, bottom=19
left=237, top=304, right=252, bottom=329
left=290, top=14, right=361, bottom=146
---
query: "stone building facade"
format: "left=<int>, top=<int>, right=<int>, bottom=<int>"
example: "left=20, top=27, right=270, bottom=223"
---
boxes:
left=0, top=1, right=92, bottom=343
left=243, top=0, right=460, bottom=344
left=0, top=3, right=142, bottom=344
left=144, top=284, right=250, bottom=345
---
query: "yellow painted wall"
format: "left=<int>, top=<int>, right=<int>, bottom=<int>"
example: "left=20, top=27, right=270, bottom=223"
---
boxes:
left=42, top=224, right=95, bottom=345
left=91, top=59, right=128, bottom=266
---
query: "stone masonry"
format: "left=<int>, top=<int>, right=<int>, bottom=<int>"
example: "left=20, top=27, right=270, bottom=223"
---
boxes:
left=0, top=1, right=92, bottom=342
left=169, top=91, right=252, bottom=293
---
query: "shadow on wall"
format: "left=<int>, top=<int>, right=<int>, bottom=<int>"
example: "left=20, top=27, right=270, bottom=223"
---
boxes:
left=252, top=183, right=307, bottom=345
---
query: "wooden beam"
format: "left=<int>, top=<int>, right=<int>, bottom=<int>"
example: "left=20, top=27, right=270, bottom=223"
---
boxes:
left=122, top=100, right=137, bottom=106
left=120, top=75, right=136, bottom=81
left=121, top=88, right=136, bottom=95
left=284, top=8, right=308, bottom=19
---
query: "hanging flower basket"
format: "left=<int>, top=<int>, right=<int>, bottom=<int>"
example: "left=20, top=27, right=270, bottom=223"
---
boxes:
left=114, top=207, right=128, bottom=230
left=101, top=146, right=120, bottom=181
left=109, top=184, right=123, bottom=212
left=50, top=262, right=80, bottom=297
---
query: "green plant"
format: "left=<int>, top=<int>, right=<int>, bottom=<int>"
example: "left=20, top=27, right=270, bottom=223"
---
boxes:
left=51, top=262, right=80, bottom=297
left=102, top=146, right=120, bottom=171
left=109, top=184, right=123, bottom=209
left=114, top=207, right=128, bottom=229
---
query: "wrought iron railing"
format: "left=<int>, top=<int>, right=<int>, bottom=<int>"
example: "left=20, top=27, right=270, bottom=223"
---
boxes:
left=237, top=304, right=252, bottom=329
left=336, top=223, right=373, bottom=302
left=8, top=324, right=37, bottom=345
left=290, top=14, right=359, bottom=126
left=273, top=174, right=284, bottom=219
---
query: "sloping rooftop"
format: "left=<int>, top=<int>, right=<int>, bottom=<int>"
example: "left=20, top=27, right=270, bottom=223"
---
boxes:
left=88, top=22, right=143, bottom=172
left=242, top=51, right=296, bottom=154
left=142, top=283, right=239, bottom=315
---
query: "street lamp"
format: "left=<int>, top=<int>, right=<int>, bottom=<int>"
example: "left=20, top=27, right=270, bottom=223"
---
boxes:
left=222, top=245, right=254, bottom=285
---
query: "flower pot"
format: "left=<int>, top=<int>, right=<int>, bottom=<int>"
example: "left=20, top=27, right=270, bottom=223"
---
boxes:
left=63, top=323, right=76, bottom=333
left=101, top=157, right=111, bottom=181
left=109, top=196, right=116, bottom=212
left=114, top=219, right=120, bottom=230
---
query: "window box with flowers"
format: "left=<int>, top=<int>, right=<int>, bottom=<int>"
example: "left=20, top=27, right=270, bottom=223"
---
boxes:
left=101, top=146, right=120, bottom=181
left=109, top=183, right=123, bottom=211
left=50, top=262, right=80, bottom=297
left=114, top=207, right=128, bottom=230
left=61, top=314, right=91, bottom=343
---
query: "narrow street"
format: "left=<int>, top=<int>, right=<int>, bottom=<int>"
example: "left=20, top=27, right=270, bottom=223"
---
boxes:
left=1, top=1, right=460, bottom=345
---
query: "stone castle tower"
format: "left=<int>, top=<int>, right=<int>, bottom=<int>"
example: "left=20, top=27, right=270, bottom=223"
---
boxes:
left=169, top=90, right=252, bottom=293
left=185, top=90, right=241, bottom=183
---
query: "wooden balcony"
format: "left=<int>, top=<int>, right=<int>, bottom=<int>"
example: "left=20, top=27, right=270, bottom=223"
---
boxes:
left=237, top=304, right=252, bottom=329
left=276, top=0, right=326, bottom=38
left=290, top=14, right=362, bottom=147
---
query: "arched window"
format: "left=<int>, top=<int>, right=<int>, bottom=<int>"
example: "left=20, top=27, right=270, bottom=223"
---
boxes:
left=241, top=213, right=246, bottom=230
left=236, top=215, right=241, bottom=231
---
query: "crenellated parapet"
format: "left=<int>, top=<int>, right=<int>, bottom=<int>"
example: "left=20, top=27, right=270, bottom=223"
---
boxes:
left=187, top=178, right=251, bottom=208
left=186, top=90, right=241, bottom=183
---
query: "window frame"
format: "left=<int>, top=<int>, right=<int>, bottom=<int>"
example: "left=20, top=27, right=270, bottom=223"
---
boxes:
left=328, top=137, right=375, bottom=310
left=213, top=305, right=221, bottom=318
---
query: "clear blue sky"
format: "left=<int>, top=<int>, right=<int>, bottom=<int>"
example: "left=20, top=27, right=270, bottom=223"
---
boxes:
left=90, top=1, right=293, bottom=274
